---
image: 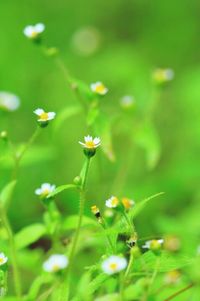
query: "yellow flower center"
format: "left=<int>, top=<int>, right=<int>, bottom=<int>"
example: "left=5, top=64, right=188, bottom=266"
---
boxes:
left=122, top=198, right=132, bottom=209
left=85, top=141, right=95, bottom=148
left=111, top=197, right=119, bottom=206
left=95, top=84, right=106, bottom=94
left=42, top=189, right=50, bottom=196
left=52, top=264, right=60, bottom=272
left=0, top=258, right=4, bottom=264
left=30, top=31, right=38, bottom=38
left=109, top=262, right=117, bottom=271
left=39, top=112, right=49, bottom=121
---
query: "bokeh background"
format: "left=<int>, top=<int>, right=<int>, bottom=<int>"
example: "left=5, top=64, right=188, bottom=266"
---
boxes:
left=1, top=0, right=200, bottom=259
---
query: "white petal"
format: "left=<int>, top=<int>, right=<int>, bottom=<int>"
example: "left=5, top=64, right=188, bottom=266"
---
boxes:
left=23, top=26, right=34, bottom=37
left=35, top=23, right=45, bottom=33
left=94, top=137, right=101, bottom=145
left=34, top=108, right=44, bottom=116
left=84, top=135, right=92, bottom=142
left=47, top=112, right=56, bottom=120
left=35, top=188, right=42, bottom=195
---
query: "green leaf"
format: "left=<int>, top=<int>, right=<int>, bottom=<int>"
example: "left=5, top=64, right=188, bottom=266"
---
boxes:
left=54, top=106, right=81, bottom=133
left=124, top=278, right=147, bottom=300
left=0, top=146, right=56, bottom=168
left=15, top=223, right=46, bottom=250
left=47, top=184, right=76, bottom=198
left=134, top=251, right=194, bottom=273
left=88, top=273, right=109, bottom=295
left=62, top=215, right=97, bottom=231
left=73, top=78, right=94, bottom=101
left=95, top=294, right=121, bottom=301
left=134, top=122, right=161, bottom=170
left=129, top=192, right=164, bottom=220
left=87, top=104, right=99, bottom=126
left=0, top=180, right=17, bottom=209
left=94, top=112, right=115, bottom=161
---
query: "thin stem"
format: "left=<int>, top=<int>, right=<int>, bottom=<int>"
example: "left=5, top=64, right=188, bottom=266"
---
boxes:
left=12, top=127, right=40, bottom=179
left=0, top=207, right=22, bottom=297
left=65, top=158, right=91, bottom=301
left=164, top=283, right=194, bottom=301
left=54, top=56, right=88, bottom=113
left=120, top=251, right=134, bottom=299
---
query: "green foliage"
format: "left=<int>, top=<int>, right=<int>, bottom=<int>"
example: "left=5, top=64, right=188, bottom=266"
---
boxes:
left=14, top=224, right=46, bottom=250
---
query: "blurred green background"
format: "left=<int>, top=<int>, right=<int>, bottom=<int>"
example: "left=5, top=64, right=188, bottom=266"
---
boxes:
left=0, top=0, right=200, bottom=255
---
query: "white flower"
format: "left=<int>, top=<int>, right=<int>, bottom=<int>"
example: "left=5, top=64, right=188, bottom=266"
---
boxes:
left=23, top=23, right=45, bottom=39
left=35, top=183, right=55, bottom=198
left=0, top=92, right=20, bottom=111
left=142, top=239, right=164, bottom=250
left=79, top=135, right=101, bottom=149
left=34, top=108, right=56, bottom=122
left=90, top=82, right=108, bottom=95
left=153, top=68, right=174, bottom=83
left=101, top=255, right=127, bottom=275
left=0, top=252, right=8, bottom=266
left=43, top=254, right=68, bottom=273
left=105, top=196, right=119, bottom=208
left=120, top=95, right=135, bottom=108
left=122, top=197, right=135, bottom=209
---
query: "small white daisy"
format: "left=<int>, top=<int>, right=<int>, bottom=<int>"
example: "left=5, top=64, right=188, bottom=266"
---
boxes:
left=35, top=183, right=56, bottom=198
left=101, top=255, right=127, bottom=275
left=23, top=23, right=45, bottom=39
left=0, top=92, right=20, bottom=111
left=0, top=252, right=8, bottom=266
left=34, top=108, right=56, bottom=122
left=153, top=68, right=174, bottom=83
left=79, top=135, right=101, bottom=149
left=43, top=254, right=68, bottom=273
left=90, top=82, right=108, bottom=95
left=105, top=196, right=119, bottom=208
left=122, top=197, right=135, bottom=210
left=120, top=95, right=135, bottom=108
left=142, top=239, right=164, bottom=250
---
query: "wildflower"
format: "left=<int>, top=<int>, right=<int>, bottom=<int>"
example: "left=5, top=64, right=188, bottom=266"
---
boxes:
left=35, top=183, right=56, bottom=198
left=91, top=205, right=102, bottom=223
left=164, top=235, right=181, bottom=252
left=101, top=255, right=127, bottom=275
left=0, top=253, right=8, bottom=266
left=23, top=23, right=45, bottom=40
left=90, top=82, right=108, bottom=95
left=142, top=239, right=164, bottom=251
left=122, top=197, right=135, bottom=210
left=0, top=92, right=20, bottom=111
left=79, top=135, right=101, bottom=157
left=72, top=26, right=101, bottom=56
left=127, top=234, right=138, bottom=248
left=34, top=108, right=56, bottom=127
left=0, top=131, right=8, bottom=140
left=105, top=196, right=119, bottom=208
left=164, top=270, right=181, bottom=285
left=43, top=254, right=68, bottom=273
left=120, top=95, right=135, bottom=109
left=153, top=68, right=174, bottom=84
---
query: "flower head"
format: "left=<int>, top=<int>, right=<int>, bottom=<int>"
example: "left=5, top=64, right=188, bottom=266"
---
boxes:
left=0, top=253, right=8, bottom=266
left=164, top=270, right=181, bottom=285
left=142, top=239, right=164, bottom=251
left=153, top=68, right=174, bottom=84
left=79, top=135, right=101, bottom=149
left=35, top=183, right=56, bottom=198
left=90, top=82, right=108, bottom=95
left=0, top=92, right=20, bottom=112
left=122, top=197, right=135, bottom=210
left=23, top=23, right=45, bottom=40
left=120, top=95, right=135, bottom=109
left=34, top=108, right=56, bottom=127
left=105, top=196, right=119, bottom=208
left=101, top=255, right=127, bottom=275
left=43, top=254, right=68, bottom=273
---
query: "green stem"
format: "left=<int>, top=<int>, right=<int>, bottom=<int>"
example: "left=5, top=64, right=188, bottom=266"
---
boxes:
left=120, top=251, right=134, bottom=299
left=12, top=127, right=40, bottom=179
left=0, top=207, right=22, bottom=297
left=164, top=283, right=194, bottom=301
left=64, top=158, right=90, bottom=301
